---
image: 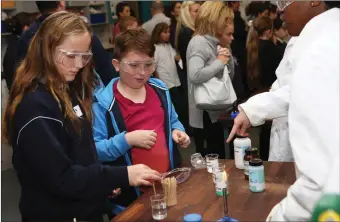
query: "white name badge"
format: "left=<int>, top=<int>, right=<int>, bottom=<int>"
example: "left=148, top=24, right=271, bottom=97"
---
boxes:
left=73, top=105, right=83, bottom=117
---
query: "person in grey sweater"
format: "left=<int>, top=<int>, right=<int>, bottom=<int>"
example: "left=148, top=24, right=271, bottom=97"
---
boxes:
left=186, top=2, right=234, bottom=158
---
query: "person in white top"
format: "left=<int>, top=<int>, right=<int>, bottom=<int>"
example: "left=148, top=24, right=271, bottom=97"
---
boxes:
left=151, top=22, right=185, bottom=127
left=227, top=37, right=297, bottom=162
left=267, top=1, right=339, bottom=221
left=152, top=22, right=181, bottom=90
left=142, top=2, right=171, bottom=35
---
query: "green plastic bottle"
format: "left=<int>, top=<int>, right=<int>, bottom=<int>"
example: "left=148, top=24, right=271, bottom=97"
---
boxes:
left=311, top=193, right=340, bottom=221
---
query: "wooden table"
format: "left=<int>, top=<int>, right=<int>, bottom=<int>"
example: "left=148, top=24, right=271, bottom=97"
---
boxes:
left=113, top=160, right=296, bottom=222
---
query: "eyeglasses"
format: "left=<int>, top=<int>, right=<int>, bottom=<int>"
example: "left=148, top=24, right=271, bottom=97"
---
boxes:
left=56, top=49, right=93, bottom=68
left=276, top=1, right=294, bottom=11
left=119, top=60, right=156, bottom=75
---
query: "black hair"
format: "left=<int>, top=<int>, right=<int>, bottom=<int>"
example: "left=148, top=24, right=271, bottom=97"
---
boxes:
left=171, top=1, right=181, bottom=12
left=116, top=2, right=130, bottom=18
left=246, top=2, right=268, bottom=17
left=35, top=1, right=59, bottom=15
left=130, top=8, right=136, bottom=18
left=5, top=12, right=34, bottom=36
left=268, top=3, right=277, bottom=14
left=273, top=17, right=283, bottom=31
left=166, top=1, right=180, bottom=21
left=324, top=1, right=340, bottom=8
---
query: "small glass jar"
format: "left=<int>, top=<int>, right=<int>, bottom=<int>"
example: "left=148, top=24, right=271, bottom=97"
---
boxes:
left=244, top=148, right=259, bottom=180
left=249, top=158, right=265, bottom=193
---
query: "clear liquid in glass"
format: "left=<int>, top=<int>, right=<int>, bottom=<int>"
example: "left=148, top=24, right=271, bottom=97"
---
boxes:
left=152, top=203, right=167, bottom=220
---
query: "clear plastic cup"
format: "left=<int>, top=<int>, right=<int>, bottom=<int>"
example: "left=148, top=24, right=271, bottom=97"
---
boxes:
left=150, top=194, right=167, bottom=220
left=205, top=154, right=219, bottom=173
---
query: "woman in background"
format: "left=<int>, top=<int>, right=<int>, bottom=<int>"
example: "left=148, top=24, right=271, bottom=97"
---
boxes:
left=169, top=1, right=181, bottom=48
left=175, top=1, right=200, bottom=75
left=175, top=1, right=200, bottom=134
left=245, top=2, right=269, bottom=45
left=186, top=1, right=234, bottom=158
left=247, top=16, right=285, bottom=94
left=226, top=1, right=249, bottom=99
left=112, top=2, right=131, bottom=43
left=219, top=15, right=246, bottom=101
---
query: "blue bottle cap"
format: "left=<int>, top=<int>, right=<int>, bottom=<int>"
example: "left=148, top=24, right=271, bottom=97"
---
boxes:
left=217, top=216, right=239, bottom=222
left=183, top=213, right=202, bottom=222
left=230, top=111, right=239, bottom=119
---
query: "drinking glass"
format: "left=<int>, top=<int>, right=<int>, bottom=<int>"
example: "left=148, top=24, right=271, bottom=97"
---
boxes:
left=150, top=194, right=167, bottom=220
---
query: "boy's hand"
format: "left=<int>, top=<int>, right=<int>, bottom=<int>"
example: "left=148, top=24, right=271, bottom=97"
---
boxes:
left=125, top=130, right=157, bottom=149
left=172, top=129, right=190, bottom=148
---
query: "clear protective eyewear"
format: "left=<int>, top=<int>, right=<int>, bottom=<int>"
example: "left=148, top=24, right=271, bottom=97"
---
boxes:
left=119, top=59, right=156, bottom=75
left=276, top=1, right=294, bottom=11
left=56, top=49, right=93, bottom=68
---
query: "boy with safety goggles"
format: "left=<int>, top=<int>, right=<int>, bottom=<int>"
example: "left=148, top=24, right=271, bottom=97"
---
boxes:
left=92, top=29, right=190, bottom=209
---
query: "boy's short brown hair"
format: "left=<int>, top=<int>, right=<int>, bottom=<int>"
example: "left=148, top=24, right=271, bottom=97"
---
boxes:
left=119, top=16, right=138, bottom=32
left=114, top=29, right=155, bottom=60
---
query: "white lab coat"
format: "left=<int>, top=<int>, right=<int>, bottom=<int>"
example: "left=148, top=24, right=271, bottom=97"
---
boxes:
left=267, top=8, right=340, bottom=221
left=240, top=37, right=297, bottom=162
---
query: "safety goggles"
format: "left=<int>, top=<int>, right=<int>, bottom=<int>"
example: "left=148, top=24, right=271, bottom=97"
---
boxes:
left=276, top=1, right=294, bottom=11
left=56, top=49, right=93, bottom=69
left=119, top=59, right=156, bottom=75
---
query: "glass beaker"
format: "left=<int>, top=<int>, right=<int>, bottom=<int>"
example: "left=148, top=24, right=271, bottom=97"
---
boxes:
left=150, top=194, right=167, bottom=220
left=205, top=154, right=219, bottom=173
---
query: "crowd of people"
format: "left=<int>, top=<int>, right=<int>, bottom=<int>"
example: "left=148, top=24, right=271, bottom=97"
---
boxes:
left=1, top=1, right=339, bottom=221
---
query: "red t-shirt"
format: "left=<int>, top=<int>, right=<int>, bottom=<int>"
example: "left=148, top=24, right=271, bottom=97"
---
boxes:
left=114, top=82, right=170, bottom=174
